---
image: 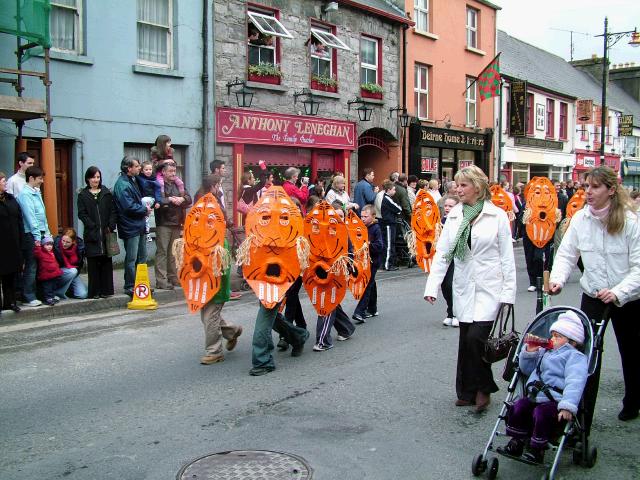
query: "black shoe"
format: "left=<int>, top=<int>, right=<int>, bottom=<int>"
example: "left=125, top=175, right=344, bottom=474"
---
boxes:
left=497, top=438, right=524, bottom=457
left=522, top=447, right=544, bottom=464
left=618, top=408, right=639, bottom=421
left=385, top=266, right=399, bottom=271
left=92, top=295, right=101, bottom=299
left=365, top=311, right=379, bottom=318
left=124, top=289, right=134, bottom=297
left=249, top=366, right=275, bottom=376
left=277, top=337, right=289, bottom=351
left=9, top=304, right=21, bottom=313
left=44, top=298, right=56, bottom=306
left=291, top=330, right=310, bottom=357
left=100, top=294, right=113, bottom=299
left=352, top=313, right=366, bottom=324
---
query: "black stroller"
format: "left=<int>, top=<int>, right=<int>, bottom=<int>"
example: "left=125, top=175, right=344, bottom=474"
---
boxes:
left=472, top=305, right=608, bottom=480
left=395, top=217, right=414, bottom=267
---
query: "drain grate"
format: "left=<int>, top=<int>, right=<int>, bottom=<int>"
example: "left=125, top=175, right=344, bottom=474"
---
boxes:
left=177, top=450, right=313, bottom=479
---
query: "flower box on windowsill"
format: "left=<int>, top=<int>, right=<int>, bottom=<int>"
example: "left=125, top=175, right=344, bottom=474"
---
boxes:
left=361, top=89, right=383, bottom=100
left=248, top=73, right=281, bottom=85
left=311, top=79, right=338, bottom=93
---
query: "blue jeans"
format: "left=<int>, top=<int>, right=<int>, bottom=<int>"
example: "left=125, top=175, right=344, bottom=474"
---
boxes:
left=21, top=233, right=37, bottom=302
left=41, top=268, right=77, bottom=300
left=64, top=269, right=88, bottom=299
left=122, top=234, right=147, bottom=291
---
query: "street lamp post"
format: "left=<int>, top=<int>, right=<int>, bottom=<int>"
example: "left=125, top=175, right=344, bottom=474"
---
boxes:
left=595, top=17, right=639, bottom=165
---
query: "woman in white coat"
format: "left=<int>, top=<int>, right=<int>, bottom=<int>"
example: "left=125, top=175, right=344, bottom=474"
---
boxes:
left=425, top=166, right=516, bottom=413
left=550, top=166, right=640, bottom=425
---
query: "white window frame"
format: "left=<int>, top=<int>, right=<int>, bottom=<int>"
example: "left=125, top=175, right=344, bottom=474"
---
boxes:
left=309, top=24, right=333, bottom=79
left=415, top=64, right=429, bottom=120
left=466, top=7, right=478, bottom=49
left=414, top=0, right=429, bottom=33
left=50, top=0, right=83, bottom=54
left=136, top=0, right=173, bottom=68
left=310, top=28, right=351, bottom=52
left=465, top=77, right=477, bottom=126
left=248, top=11, right=293, bottom=39
left=360, top=36, right=379, bottom=85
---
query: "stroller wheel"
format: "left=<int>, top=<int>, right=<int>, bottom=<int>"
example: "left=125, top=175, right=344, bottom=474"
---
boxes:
left=584, top=445, right=597, bottom=468
left=487, top=457, right=499, bottom=480
left=471, top=454, right=486, bottom=476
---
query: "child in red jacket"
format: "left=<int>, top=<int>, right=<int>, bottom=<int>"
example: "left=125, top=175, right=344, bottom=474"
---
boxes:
left=33, top=235, right=74, bottom=306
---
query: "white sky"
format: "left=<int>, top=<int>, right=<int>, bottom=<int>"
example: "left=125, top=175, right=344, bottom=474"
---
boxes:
left=495, top=0, right=640, bottom=66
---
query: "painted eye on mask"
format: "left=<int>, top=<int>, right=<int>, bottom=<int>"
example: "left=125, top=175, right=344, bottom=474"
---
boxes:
left=311, top=219, right=320, bottom=235
left=279, top=209, right=290, bottom=226
left=257, top=207, right=271, bottom=226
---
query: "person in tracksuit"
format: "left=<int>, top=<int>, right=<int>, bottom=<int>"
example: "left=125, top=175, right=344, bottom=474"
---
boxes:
left=380, top=180, right=402, bottom=271
left=352, top=204, right=383, bottom=323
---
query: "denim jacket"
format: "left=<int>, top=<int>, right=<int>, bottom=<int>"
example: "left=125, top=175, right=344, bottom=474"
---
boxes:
left=17, top=184, right=50, bottom=240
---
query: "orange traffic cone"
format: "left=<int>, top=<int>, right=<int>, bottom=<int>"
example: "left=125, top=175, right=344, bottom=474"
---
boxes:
left=127, top=263, right=158, bottom=310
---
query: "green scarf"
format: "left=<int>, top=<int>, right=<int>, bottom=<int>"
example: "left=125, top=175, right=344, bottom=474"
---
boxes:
left=445, top=200, right=484, bottom=262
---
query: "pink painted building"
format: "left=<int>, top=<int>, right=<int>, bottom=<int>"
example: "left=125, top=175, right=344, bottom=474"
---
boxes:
left=404, top=0, right=499, bottom=181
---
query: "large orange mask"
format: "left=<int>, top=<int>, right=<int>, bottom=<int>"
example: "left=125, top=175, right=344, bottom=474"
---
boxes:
left=302, top=201, right=349, bottom=316
left=524, top=177, right=560, bottom=248
left=177, top=193, right=228, bottom=313
left=239, top=186, right=305, bottom=308
left=566, top=189, right=586, bottom=219
left=411, top=190, right=441, bottom=272
left=346, top=210, right=371, bottom=300
left=490, top=185, right=515, bottom=221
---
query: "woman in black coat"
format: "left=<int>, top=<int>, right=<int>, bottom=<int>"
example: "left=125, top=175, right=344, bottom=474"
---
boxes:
left=77, top=166, right=118, bottom=298
left=0, top=171, right=24, bottom=313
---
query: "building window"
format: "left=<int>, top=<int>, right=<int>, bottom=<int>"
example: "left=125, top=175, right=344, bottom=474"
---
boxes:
left=50, top=0, right=83, bottom=53
left=414, top=64, right=429, bottom=120
left=466, top=7, right=478, bottom=49
left=308, top=25, right=349, bottom=89
left=465, top=77, right=476, bottom=126
left=593, top=126, right=601, bottom=150
left=559, top=102, right=568, bottom=140
left=124, top=143, right=186, bottom=181
left=546, top=99, right=555, bottom=138
left=360, top=36, right=379, bottom=86
left=136, top=0, right=173, bottom=68
left=414, top=0, right=429, bottom=33
left=248, top=9, right=293, bottom=74
left=580, top=125, right=589, bottom=142
left=526, top=93, right=534, bottom=135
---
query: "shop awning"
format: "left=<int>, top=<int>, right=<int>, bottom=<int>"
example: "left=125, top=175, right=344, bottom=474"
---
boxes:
left=503, top=147, right=575, bottom=167
left=623, top=159, right=640, bottom=176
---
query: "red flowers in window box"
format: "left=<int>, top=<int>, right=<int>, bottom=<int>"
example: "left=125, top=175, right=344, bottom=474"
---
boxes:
left=248, top=73, right=281, bottom=84
left=311, top=79, right=337, bottom=93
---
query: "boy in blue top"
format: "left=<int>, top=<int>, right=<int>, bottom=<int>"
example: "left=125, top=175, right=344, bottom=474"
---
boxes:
left=499, top=310, right=588, bottom=463
left=352, top=204, right=383, bottom=323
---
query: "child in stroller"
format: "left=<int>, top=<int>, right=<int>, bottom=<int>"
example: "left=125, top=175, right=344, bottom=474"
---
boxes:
left=498, top=310, right=588, bottom=463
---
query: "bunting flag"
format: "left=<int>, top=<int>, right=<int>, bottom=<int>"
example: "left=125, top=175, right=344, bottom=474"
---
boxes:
left=477, top=54, right=501, bottom=101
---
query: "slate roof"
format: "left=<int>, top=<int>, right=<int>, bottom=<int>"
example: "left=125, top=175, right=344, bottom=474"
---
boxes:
left=342, top=0, right=409, bottom=23
left=498, top=30, right=640, bottom=127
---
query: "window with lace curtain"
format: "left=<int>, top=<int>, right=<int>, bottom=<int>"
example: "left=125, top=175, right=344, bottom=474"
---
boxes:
left=137, top=0, right=173, bottom=68
left=50, top=0, right=83, bottom=54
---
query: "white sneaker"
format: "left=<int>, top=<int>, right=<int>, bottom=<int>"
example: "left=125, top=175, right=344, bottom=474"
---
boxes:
left=451, top=317, right=459, bottom=327
left=337, top=333, right=353, bottom=341
left=23, top=299, right=42, bottom=307
left=527, top=285, right=536, bottom=292
left=443, top=317, right=453, bottom=326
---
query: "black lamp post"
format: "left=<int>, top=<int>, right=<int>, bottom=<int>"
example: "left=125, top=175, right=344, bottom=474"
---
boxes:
left=293, top=88, right=322, bottom=116
left=389, top=106, right=410, bottom=128
left=347, top=97, right=373, bottom=122
left=226, top=77, right=254, bottom=108
left=594, top=18, right=639, bottom=164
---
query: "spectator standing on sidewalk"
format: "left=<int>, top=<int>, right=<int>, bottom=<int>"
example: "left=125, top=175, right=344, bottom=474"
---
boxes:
left=392, top=172, right=412, bottom=223
left=353, top=168, right=378, bottom=211
left=282, top=167, right=309, bottom=214
left=0, top=171, right=23, bottom=313
left=53, top=228, right=88, bottom=299
left=77, top=166, right=118, bottom=299
left=407, top=175, right=418, bottom=207
left=113, top=156, right=151, bottom=297
left=154, top=162, right=191, bottom=290
left=17, top=166, right=50, bottom=307
left=325, top=175, right=358, bottom=212
left=380, top=180, right=402, bottom=271
left=6, top=152, right=34, bottom=197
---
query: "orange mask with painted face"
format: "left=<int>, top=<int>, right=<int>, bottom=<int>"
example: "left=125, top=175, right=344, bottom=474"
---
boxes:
left=241, top=186, right=304, bottom=309
left=302, top=201, right=349, bottom=316
left=524, top=177, right=560, bottom=248
left=566, top=188, right=586, bottom=219
left=346, top=210, right=371, bottom=300
left=178, top=193, right=227, bottom=313
left=490, top=185, right=515, bottom=221
left=411, top=190, right=441, bottom=272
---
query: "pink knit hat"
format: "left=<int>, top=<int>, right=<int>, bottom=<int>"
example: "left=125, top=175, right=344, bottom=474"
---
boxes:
left=550, top=310, right=585, bottom=344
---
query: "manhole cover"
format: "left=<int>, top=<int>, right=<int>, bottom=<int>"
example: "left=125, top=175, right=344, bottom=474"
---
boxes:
left=177, top=450, right=313, bottom=479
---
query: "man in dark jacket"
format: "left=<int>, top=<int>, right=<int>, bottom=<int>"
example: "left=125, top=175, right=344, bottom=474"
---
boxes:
left=380, top=180, right=402, bottom=271
left=391, top=172, right=412, bottom=223
left=113, top=156, right=151, bottom=296
left=352, top=204, right=383, bottom=323
left=154, top=162, right=192, bottom=290
left=353, top=168, right=378, bottom=212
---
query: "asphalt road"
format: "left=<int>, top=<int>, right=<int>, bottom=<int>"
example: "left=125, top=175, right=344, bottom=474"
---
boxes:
left=1, top=248, right=638, bottom=480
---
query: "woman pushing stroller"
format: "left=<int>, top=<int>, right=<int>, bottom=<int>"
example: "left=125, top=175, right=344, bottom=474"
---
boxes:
left=498, top=311, right=588, bottom=464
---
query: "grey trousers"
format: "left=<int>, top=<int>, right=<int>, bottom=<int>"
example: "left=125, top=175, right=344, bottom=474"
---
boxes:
left=200, top=301, right=241, bottom=355
left=154, top=225, right=181, bottom=287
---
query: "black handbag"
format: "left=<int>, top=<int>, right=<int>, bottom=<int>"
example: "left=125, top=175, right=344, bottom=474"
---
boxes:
left=483, top=303, right=519, bottom=364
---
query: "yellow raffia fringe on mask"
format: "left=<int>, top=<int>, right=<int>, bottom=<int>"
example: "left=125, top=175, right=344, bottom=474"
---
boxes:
left=353, top=242, right=370, bottom=265
left=328, top=254, right=355, bottom=278
left=211, top=245, right=231, bottom=277
left=555, top=208, right=562, bottom=224
left=172, top=238, right=185, bottom=270
left=296, top=236, right=310, bottom=270
left=235, top=234, right=255, bottom=266
left=405, top=230, right=417, bottom=257
left=522, top=207, right=532, bottom=225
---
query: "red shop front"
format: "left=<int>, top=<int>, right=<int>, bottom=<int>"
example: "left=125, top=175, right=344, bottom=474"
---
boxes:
left=216, top=107, right=356, bottom=220
left=573, top=150, right=621, bottom=181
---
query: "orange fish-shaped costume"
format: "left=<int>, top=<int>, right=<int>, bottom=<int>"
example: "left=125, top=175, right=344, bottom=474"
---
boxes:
left=490, top=184, right=516, bottom=221
left=523, top=177, right=561, bottom=248
left=558, top=188, right=586, bottom=238
left=176, top=193, right=229, bottom=313
left=303, top=201, right=350, bottom=316
left=236, top=186, right=307, bottom=309
left=410, top=190, right=441, bottom=272
left=345, top=210, right=371, bottom=300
